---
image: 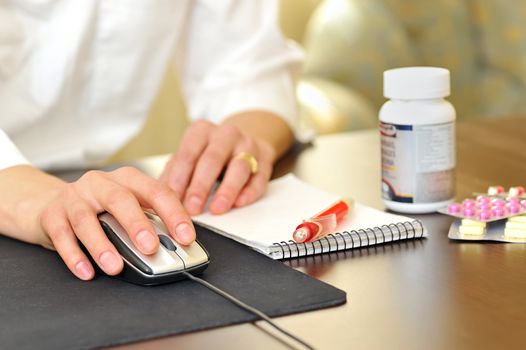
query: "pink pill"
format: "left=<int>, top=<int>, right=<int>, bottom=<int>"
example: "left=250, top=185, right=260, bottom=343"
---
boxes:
left=508, top=204, right=521, bottom=214
left=463, top=207, right=476, bottom=217
left=448, top=203, right=462, bottom=213
left=506, top=202, right=518, bottom=210
left=478, top=210, right=492, bottom=221
left=462, top=199, right=476, bottom=208
left=521, top=200, right=526, bottom=209
left=477, top=203, right=491, bottom=211
left=507, top=197, right=520, bottom=205
left=492, top=199, right=506, bottom=207
left=492, top=207, right=506, bottom=217
left=476, top=196, right=491, bottom=204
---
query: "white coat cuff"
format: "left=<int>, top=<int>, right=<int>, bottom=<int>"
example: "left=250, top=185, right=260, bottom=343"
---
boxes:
left=0, top=129, right=30, bottom=170
left=197, top=71, right=299, bottom=133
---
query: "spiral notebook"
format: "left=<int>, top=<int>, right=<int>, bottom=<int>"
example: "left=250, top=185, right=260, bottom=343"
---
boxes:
left=194, top=174, right=427, bottom=259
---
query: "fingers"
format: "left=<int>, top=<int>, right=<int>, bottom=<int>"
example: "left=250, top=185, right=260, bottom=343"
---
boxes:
left=77, top=170, right=160, bottom=255
left=90, top=176, right=161, bottom=254
left=208, top=159, right=252, bottom=214
left=212, top=139, right=274, bottom=213
left=40, top=205, right=95, bottom=281
left=161, top=121, right=276, bottom=215
left=111, top=167, right=196, bottom=245
left=209, top=144, right=258, bottom=214
left=182, top=125, right=239, bottom=215
left=160, top=120, right=212, bottom=200
left=63, top=189, right=124, bottom=276
left=234, top=172, right=270, bottom=208
left=41, top=166, right=197, bottom=282
left=234, top=149, right=274, bottom=208
left=88, top=167, right=196, bottom=248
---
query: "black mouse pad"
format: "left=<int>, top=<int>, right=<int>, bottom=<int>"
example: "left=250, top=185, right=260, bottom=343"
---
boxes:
left=0, top=226, right=346, bottom=350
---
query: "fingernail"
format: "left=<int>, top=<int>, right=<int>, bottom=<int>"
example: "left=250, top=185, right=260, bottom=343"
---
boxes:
left=75, top=261, right=94, bottom=280
left=175, top=222, right=195, bottom=245
left=136, top=230, right=157, bottom=253
left=211, top=195, right=230, bottom=213
left=185, top=195, right=203, bottom=215
left=99, top=251, right=121, bottom=273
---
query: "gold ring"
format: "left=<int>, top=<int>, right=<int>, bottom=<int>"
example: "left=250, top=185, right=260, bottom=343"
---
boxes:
left=233, top=151, right=259, bottom=174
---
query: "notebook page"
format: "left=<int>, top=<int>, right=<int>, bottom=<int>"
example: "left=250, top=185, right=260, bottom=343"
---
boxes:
left=193, top=174, right=339, bottom=250
left=193, top=174, right=419, bottom=252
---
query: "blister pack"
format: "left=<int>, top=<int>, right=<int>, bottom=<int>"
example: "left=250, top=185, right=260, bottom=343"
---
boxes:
left=438, top=186, right=526, bottom=222
left=443, top=186, right=526, bottom=243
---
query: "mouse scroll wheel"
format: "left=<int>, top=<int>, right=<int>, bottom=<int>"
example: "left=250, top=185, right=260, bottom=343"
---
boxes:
left=158, top=235, right=177, bottom=252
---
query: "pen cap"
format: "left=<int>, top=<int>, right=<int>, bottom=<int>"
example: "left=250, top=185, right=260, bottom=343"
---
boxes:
left=293, top=222, right=318, bottom=243
left=293, top=214, right=338, bottom=243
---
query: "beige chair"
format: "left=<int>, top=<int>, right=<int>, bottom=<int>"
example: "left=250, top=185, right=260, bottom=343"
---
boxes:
left=300, top=0, right=526, bottom=134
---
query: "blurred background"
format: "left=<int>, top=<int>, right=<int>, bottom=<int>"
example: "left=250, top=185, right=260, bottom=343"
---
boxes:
left=112, top=0, right=526, bottom=162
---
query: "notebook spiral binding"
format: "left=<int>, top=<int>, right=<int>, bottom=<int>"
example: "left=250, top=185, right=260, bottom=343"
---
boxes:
left=270, top=220, right=425, bottom=260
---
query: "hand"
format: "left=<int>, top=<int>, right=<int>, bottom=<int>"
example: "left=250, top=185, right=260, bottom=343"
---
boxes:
left=160, top=120, right=276, bottom=215
left=2, top=166, right=195, bottom=280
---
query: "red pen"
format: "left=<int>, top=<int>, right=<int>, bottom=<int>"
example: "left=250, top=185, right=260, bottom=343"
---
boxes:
left=293, top=200, right=350, bottom=243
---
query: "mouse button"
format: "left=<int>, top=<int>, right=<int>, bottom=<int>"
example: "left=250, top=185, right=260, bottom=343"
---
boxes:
left=99, top=213, right=184, bottom=275
left=143, top=248, right=185, bottom=274
left=144, top=211, right=156, bottom=221
left=147, top=212, right=168, bottom=232
left=173, top=240, right=209, bottom=268
left=158, top=234, right=177, bottom=251
left=101, top=221, right=153, bottom=275
left=99, top=213, right=135, bottom=251
left=99, top=213, right=153, bottom=275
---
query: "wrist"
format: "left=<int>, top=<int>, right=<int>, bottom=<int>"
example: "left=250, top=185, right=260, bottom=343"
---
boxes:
left=0, top=165, right=66, bottom=247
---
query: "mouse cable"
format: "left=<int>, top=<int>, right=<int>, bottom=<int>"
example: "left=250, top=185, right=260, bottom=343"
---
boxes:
left=182, top=272, right=315, bottom=350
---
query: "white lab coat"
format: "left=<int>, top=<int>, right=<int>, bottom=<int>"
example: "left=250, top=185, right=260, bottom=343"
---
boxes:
left=0, top=0, right=303, bottom=170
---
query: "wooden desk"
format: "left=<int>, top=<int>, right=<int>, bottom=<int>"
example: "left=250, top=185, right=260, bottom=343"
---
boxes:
left=111, top=117, right=526, bottom=350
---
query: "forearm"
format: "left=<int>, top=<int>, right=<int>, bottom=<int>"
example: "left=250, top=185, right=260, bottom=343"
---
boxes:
left=0, top=165, right=65, bottom=247
left=223, top=110, right=294, bottom=163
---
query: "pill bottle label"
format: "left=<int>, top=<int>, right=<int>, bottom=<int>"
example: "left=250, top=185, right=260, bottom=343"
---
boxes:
left=380, top=121, right=455, bottom=203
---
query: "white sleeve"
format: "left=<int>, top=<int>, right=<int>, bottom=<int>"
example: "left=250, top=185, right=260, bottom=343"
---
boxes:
left=0, top=129, right=30, bottom=170
left=177, top=0, right=304, bottom=130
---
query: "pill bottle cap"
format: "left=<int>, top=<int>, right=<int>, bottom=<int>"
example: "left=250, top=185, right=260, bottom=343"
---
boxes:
left=384, top=67, right=450, bottom=100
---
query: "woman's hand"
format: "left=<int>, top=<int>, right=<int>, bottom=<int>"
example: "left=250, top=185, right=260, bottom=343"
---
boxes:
left=0, top=112, right=292, bottom=281
left=160, top=118, right=280, bottom=216
left=0, top=165, right=195, bottom=281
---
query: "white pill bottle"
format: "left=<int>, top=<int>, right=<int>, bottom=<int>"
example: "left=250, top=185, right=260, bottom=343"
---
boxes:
left=380, top=67, right=456, bottom=214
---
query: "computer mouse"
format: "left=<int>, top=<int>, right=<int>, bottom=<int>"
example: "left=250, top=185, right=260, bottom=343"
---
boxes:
left=98, top=211, right=209, bottom=286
